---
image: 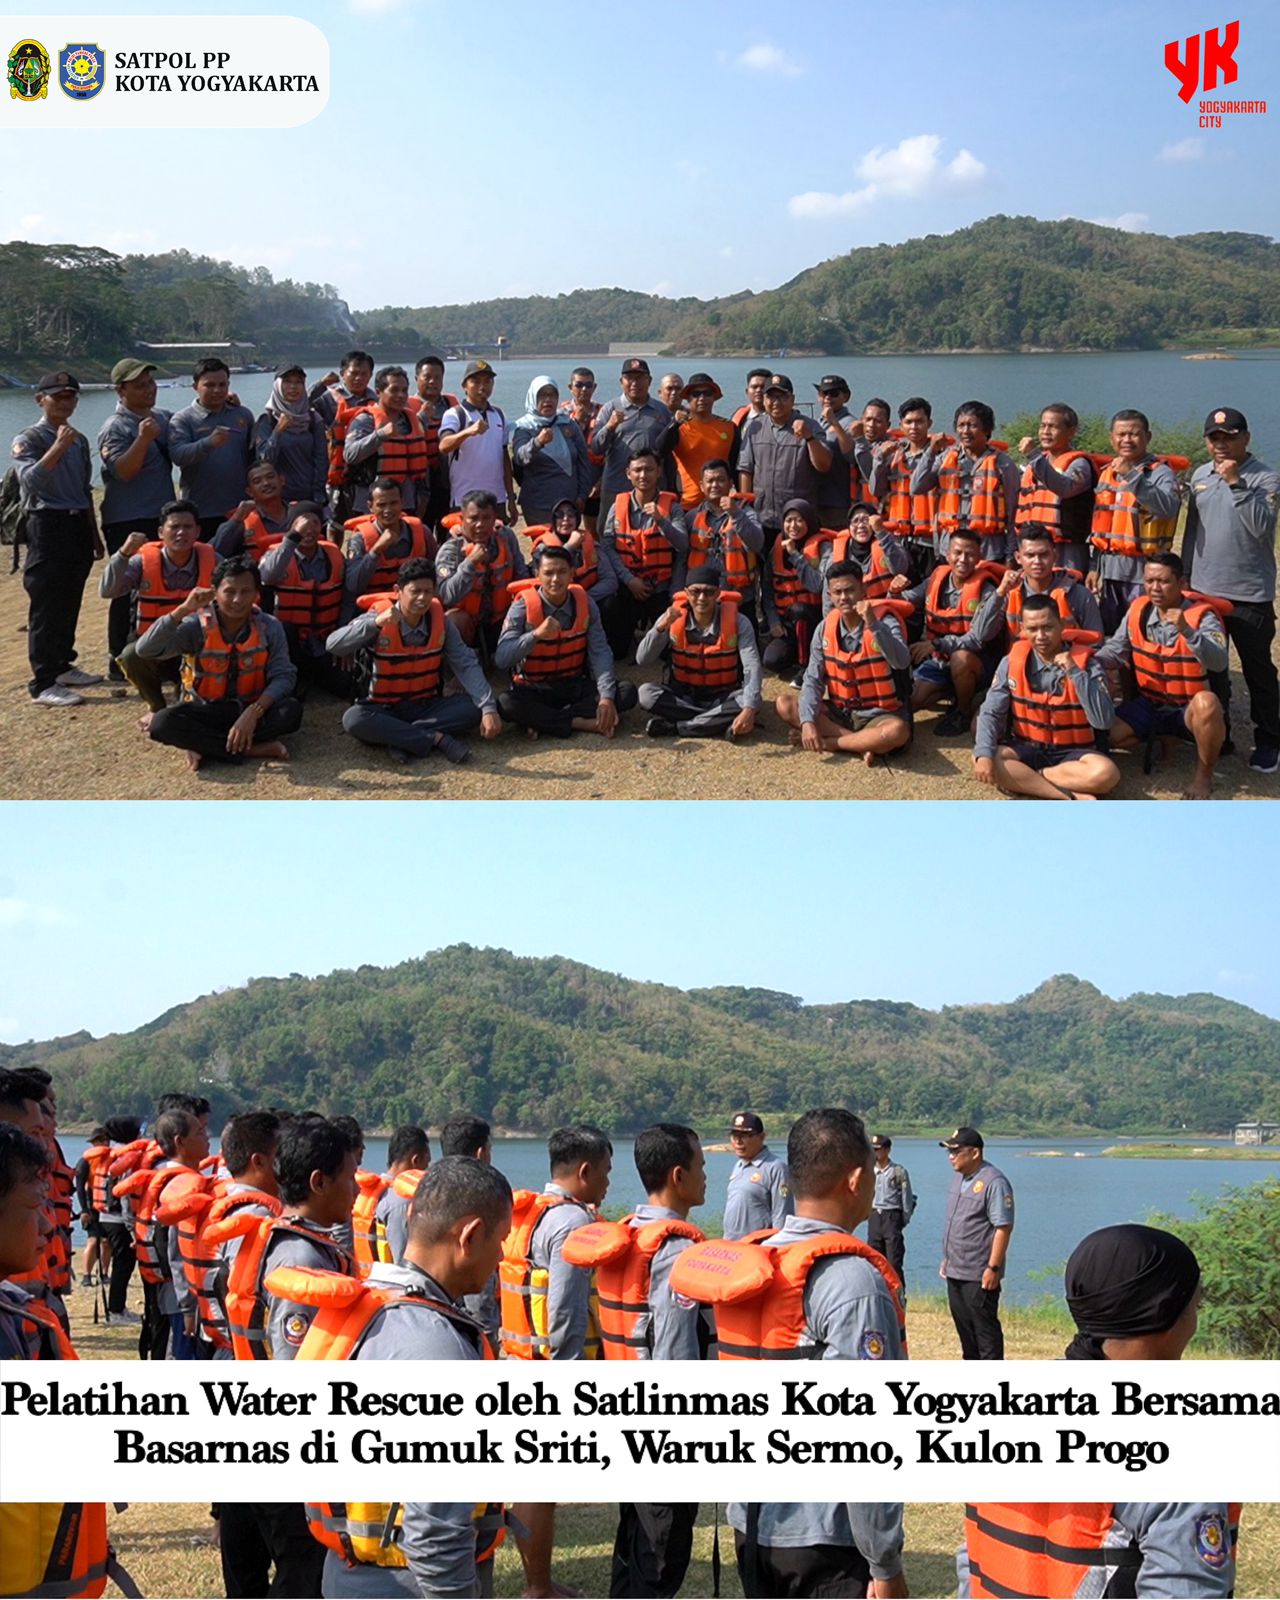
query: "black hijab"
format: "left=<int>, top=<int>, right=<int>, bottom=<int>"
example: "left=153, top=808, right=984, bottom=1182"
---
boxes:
left=1063, top=1223, right=1200, bottom=1360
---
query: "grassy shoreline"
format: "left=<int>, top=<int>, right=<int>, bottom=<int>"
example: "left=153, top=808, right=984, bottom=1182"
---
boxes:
left=1102, top=1144, right=1280, bottom=1160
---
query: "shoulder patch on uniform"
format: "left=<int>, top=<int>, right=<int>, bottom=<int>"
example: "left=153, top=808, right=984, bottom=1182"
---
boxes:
left=779, top=1184, right=789, bottom=1197
left=859, top=1329, right=887, bottom=1359
left=282, top=1312, right=310, bottom=1347
left=1003, top=1191, right=1013, bottom=1207
left=1196, top=1512, right=1228, bottom=1568
left=971, top=1179, right=985, bottom=1194
left=673, top=1291, right=697, bottom=1311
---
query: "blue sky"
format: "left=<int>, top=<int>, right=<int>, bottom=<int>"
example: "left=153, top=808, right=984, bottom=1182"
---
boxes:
left=0, top=801, right=1275, bottom=1044
left=2, top=0, right=1277, bottom=309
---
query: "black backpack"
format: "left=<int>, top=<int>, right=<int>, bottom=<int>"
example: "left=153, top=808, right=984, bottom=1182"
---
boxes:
left=0, top=432, right=38, bottom=571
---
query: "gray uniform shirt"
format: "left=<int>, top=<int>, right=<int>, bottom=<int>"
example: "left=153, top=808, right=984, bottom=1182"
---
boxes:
left=974, top=648, right=1116, bottom=759
left=262, top=1222, right=349, bottom=1360
left=325, top=607, right=498, bottom=715
left=252, top=410, right=327, bottom=504
left=1183, top=454, right=1280, bottom=604
left=167, top=401, right=255, bottom=518
left=872, top=1161, right=916, bottom=1219
left=723, top=1147, right=792, bottom=1240
left=726, top=1215, right=903, bottom=1566
left=529, top=1183, right=595, bottom=1360
left=971, top=575, right=1104, bottom=643
left=495, top=587, right=617, bottom=700
left=213, top=504, right=292, bottom=557
left=590, top=397, right=675, bottom=506
left=911, top=444, right=1020, bottom=562
left=97, top=404, right=174, bottom=524
left=135, top=606, right=297, bottom=704
left=1096, top=600, right=1229, bottom=678
left=940, top=1161, right=1014, bottom=1281
left=374, top=1184, right=413, bottom=1266
left=625, top=1203, right=714, bottom=1361
left=636, top=603, right=763, bottom=710
left=98, top=544, right=204, bottom=602
left=737, top=416, right=830, bottom=528
left=799, top=612, right=909, bottom=726
left=435, top=529, right=531, bottom=617
left=11, top=422, right=94, bottom=511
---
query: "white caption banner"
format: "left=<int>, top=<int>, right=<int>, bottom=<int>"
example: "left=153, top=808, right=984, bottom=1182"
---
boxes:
left=3, top=1359, right=1278, bottom=1503
left=1, top=17, right=328, bottom=128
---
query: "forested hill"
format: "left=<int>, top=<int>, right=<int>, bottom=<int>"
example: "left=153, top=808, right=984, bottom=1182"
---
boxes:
left=2, top=951, right=1276, bottom=1134
left=360, top=217, right=1280, bottom=355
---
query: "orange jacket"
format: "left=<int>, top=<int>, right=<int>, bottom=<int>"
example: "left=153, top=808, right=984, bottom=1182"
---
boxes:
left=667, top=591, right=742, bottom=692
left=512, top=584, right=591, bottom=685
left=269, top=541, right=345, bottom=643
left=1005, top=574, right=1101, bottom=646
left=205, top=1212, right=354, bottom=1361
left=530, top=526, right=599, bottom=590
left=1090, top=457, right=1180, bottom=559
left=179, top=608, right=269, bottom=703
left=344, top=515, right=433, bottom=595
left=612, top=492, right=678, bottom=586
left=1006, top=640, right=1098, bottom=749
left=936, top=448, right=1009, bottom=537
left=327, top=393, right=378, bottom=488
left=365, top=601, right=447, bottom=705
left=770, top=534, right=829, bottom=618
left=882, top=445, right=936, bottom=541
left=366, top=405, right=429, bottom=483
left=819, top=602, right=911, bottom=716
left=1125, top=597, right=1228, bottom=707
left=1015, top=450, right=1096, bottom=545
left=687, top=506, right=757, bottom=594
left=136, top=542, right=217, bottom=634
left=923, top=563, right=1004, bottom=645
left=562, top=1216, right=704, bottom=1359
left=827, top=533, right=897, bottom=601
left=352, top=1170, right=389, bottom=1278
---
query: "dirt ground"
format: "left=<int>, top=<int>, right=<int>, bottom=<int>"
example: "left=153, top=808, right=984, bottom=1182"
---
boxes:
left=2, top=556, right=1277, bottom=802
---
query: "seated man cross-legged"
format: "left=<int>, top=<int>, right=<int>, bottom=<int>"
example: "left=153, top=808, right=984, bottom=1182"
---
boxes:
left=635, top=565, right=761, bottom=740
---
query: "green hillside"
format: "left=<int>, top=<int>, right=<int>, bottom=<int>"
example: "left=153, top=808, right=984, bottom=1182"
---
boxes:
left=4, top=950, right=1276, bottom=1135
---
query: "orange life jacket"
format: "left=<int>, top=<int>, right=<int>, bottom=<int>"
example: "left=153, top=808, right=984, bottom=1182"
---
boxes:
left=770, top=534, right=829, bottom=617
left=530, top=526, right=599, bottom=590
left=561, top=1216, right=705, bottom=1359
left=237, top=509, right=287, bottom=563
left=408, top=391, right=460, bottom=467
left=687, top=506, right=757, bottom=593
left=106, top=1139, right=159, bottom=1228
left=1125, top=597, right=1227, bottom=707
left=351, top=1170, right=388, bottom=1278
left=667, top=590, right=742, bottom=692
left=965, top=1502, right=1239, bottom=1600
left=366, top=405, right=429, bottom=484
left=119, top=1163, right=202, bottom=1286
left=1015, top=451, right=1096, bottom=544
left=819, top=602, right=912, bottom=717
left=512, top=584, right=591, bottom=684
left=268, top=541, right=344, bottom=643
left=882, top=445, right=936, bottom=541
left=0, top=1290, right=78, bottom=1360
left=206, top=1212, right=353, bottom=1361
left=668, top=1230, right=906, bottom=1360
left=923, top=563, right=1003, bottom=645
left=344, top=514, right=433, bottom=596
left=848, top=456, right=881, bottom=511
left=327, top=392, right=378, bottom=488
left=44, top=1148, right=74, bottom=1295
left=1005, top=640, right=1098, bottom=749
left=364, top=600, right=447, bottom=705
left=499, top=1190, right=601, bottom=1360
left=180, top=1185, right=282, bottom=1350
left=451, top=535, right=516, bottom=622
left=827, top=533, right=897, bottom=600
left=302, top=1499, right=505, bottom=1576
left=84, top=1145, right=116, bottom=1215
left=136, top=541, right=218, bottom=635
left=612, top=492, right=678, bottom=586
left=1090, top=457, right=1180, bottom=558
left=937, top=447, right=1009, bottom=537
left=179, top=608, right=269, bottom=703
left=0, top=1503, right=115, bottom=1600
left=1005, top=575, right=1102, bottom=646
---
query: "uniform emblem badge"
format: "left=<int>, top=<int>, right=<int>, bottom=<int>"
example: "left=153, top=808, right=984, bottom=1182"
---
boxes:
left=283, top=1312, right=309, bottom=1347
left=1214, top=411, right=1227, bottom=424
left=972, top=1180, right=985, bottom=1194
left=7, top=39, right=51, bottom=100
left=859, top=1329, right=886, bottom=1359
left=750, top=1172, right=762, bottom=1183
left=1196, top=1512, right=1228, bottom=1567
left=59, top=44, right=104, bottom=99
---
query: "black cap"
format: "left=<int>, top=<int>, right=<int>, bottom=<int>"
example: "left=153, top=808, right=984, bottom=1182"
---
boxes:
left=682, top=371, right=723, bottom=400
left=814, top=374, right=849, bottom=394
left=730, top=1112, right=764, bottom=1135
left=684, top=565, right=719, bottom=591
left=35, top=370, right=80, bottom=395
left=940, top=1126, right=984, bottom=1151
left=871, top=1134, right=892, bottom=1150
left=764, top=374, right=793, bottom=396
left=275, top=361, right=306, bottom=379
left=1203, top=406, right=1247, bottom=435
left=463, top=359, right=495, bottom=381
left=620, top=357, right=651, bottom=377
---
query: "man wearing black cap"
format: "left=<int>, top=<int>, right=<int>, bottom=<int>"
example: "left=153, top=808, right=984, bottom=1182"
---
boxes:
left=10, top=371, right=104, bottom=706
left=590, top=359, right=676, bottom=512
left=635, top=566, right=762, bottom=739
left=97, top=357, right=174, bottom=680
left=868, top=1136, right=915, bottom=1282
left=812, top=376, right=858, bottom=529
left=723, top=1113, right=791, bottom=1241
left=938, top=1127, right=1012, bottom=1360
left=737, top=375, right=833, bottom=551
left=1183, top=406, right=1280, bottom=774
left=437, top=359, right=516, bottom=522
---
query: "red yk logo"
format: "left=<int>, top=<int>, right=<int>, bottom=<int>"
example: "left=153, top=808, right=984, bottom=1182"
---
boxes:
left=1165, top=20, right=1240, bottom=102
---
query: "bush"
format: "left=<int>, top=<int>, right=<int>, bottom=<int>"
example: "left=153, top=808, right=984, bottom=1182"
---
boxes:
left=1148, top=1182, right=1280, bottom=1357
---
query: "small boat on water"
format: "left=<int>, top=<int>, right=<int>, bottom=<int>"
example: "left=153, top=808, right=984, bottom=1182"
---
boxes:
left=1183, top=351, right=1235, bottom=360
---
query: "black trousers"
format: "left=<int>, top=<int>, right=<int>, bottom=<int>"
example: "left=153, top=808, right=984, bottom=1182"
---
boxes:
left=611, top=1503, right=698, bottom=1598
left=101, top=1221, right=135, bottom=1314
left=499, top=678, right=639, bottom=736
left=1224, top=601, right=1280, bottom=748
left=217, top=1502, right=324, bottom=1598
left=102, top=518, right=159, bottom=661
left=867, top=1209, right=906, bottom=1280
left=947, top=1276, right=1004, bottom=1360
left=600, top=586, right=671, bottom=660
left=22, top=510, right=95, bottom=694
left=734, top=1530, right=870, bottom=1598
left=289, top=645, right=357, bottom=701
left=148, top=697, right=305, bottom=761
left=140, top=1278, right=169, bottom=1361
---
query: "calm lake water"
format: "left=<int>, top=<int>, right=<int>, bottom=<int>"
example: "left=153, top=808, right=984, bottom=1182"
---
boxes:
left=4, top=350, right=1277, bottom=482
left=60, top=1132, right=1280, bottom=1308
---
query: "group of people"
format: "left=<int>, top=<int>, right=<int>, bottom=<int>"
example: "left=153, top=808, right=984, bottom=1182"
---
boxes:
left=0, top=1064, right=1240, bottom=1599
left=10, top=353, right=1278, bottom=795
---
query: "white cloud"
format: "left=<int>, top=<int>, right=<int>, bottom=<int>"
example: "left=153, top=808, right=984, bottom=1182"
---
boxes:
left=650, top=280, right=673, bottom=296
left=1088, top=212, right=1151, bottom=232
left=734, top=43, right=803, bottom=78
left=788, top=133, right=987, bottom=219
left=17, top=212, right=47, bottom=232
left=1217, top=968, right=1257, bottom=985
left=0, top=898, right=71, bottom=929
left=1159, top=137, right=1204, bottom=162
